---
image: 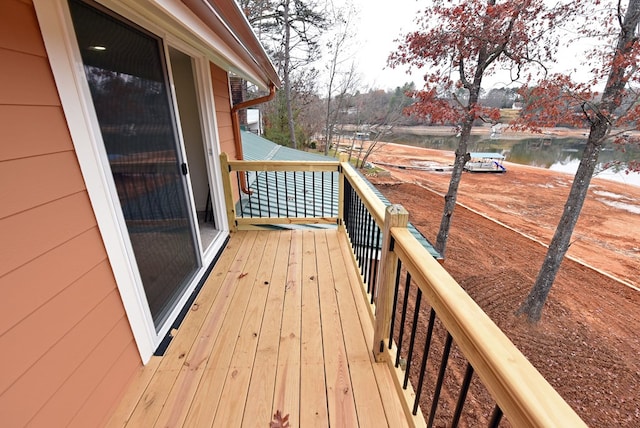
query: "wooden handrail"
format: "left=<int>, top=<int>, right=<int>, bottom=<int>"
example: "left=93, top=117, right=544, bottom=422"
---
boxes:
left=340, top=160, right=387, bottom=228
left=387, top=227, right=587, bottom=427
left=226, top=159, right=339, bottom=172
left=220, top=154, right=343, bottom=230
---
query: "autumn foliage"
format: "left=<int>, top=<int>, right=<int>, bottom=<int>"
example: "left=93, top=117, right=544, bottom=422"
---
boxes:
left=388, top=0, right=573, bottom=257
left=389, top=0, right=640, bottom=320
left=512, top=0, right=640, bottom=173
left=389, top=0, right=568, bottom=125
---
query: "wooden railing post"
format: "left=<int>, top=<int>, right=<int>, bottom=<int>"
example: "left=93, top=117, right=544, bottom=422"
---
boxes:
left=373, top=204, right=409, bottom=362
left=219, top=153, right=237, bottom=232
left=338, top=153, right=348, bottom=223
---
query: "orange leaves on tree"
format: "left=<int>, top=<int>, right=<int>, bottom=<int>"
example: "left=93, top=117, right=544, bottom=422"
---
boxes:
left=388, top=0, right=570, bottom=126
left=511, top=75, right=594, bottom=131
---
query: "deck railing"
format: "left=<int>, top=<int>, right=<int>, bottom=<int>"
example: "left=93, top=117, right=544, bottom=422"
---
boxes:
left=220, top=153, right=339, bottom=229
left=220, top=153, right=586, bottom=427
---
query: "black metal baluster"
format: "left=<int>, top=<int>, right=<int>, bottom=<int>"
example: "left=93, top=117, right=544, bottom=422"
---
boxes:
left=427, top=332, right=453, bottom=427
left=321, top=171, right=325, bottom=216
left=293, top=171, right=298, bottom=217
left=312, top=171, right=317, bottom=217
left=396, top=272, right=412, bottom=369
left=303, top=171, right=308, bottom=217
left=488, top=405, right=503, bottom=428
left=413, top=308, right=436, bottom=415
left=389, top=258, right=401, bottom=349
left=331, top=170, right=336, bottom=215
left=264, top=171, right=271, bottom=217
left=370, top=225, right=382, bottom=303
left=235, top=172, right=244, bottom=218
left=360, top=200, right=367, bottom=269
left=367, top=215, right=376, bottom=290
left=363, top=212, right=372, bottom=292
left=451, top=363, right=475, bottom=427
left=284, top=171, right=290, bottom=217
left=343, top=180, right=350, bottom=230
left=355, top=198, right=361, bottom=262
left=274, top=170, right=281, bottom=216
left=403, top=288, right=422, bottom=389
left=250, top=172, right=259, bottom=218
left=351, top=187, right=358, bottom=249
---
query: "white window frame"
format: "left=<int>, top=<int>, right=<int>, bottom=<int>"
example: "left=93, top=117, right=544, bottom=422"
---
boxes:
left=34, top=0, right=233, bottom=363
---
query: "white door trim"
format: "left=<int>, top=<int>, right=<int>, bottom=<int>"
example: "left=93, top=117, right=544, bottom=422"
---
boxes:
left=33, top=0, right=232, bottom=363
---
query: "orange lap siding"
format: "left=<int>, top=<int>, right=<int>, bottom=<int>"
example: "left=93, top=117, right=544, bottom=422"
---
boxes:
left=0, top=1, right=140, bottom=426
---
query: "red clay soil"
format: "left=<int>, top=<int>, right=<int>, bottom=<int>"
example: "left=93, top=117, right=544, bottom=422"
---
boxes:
left=365, top=143, right=640, bottom=427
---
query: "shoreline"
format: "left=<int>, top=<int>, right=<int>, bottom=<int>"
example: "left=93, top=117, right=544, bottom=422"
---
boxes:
left=366, top=140, right=640, bottom=188
left=363, top=141, right=640, bottom=288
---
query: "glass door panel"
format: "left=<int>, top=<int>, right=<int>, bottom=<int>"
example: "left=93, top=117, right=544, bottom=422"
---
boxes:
left=69, top=0, right=200, bottom=328
left=168, top=47, right=219, bottom=251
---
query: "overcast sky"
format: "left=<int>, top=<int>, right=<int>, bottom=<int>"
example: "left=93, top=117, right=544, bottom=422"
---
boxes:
left=327, top=0, right=424, bottom=90
left=327, top=0, right=593, bottom=92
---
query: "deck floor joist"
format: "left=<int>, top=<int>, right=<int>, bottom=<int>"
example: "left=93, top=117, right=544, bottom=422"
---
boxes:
left=107, top=229, right=410, bottom=427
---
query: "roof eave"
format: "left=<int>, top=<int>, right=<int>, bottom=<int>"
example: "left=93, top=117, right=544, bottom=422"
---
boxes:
left=181, top=0, right=281, bottom=89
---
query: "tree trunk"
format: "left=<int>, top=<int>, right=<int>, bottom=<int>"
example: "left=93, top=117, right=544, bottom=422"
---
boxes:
left=519, top=0, right=640, bottom=322
left=435, top=120, right=472, bottom=256
left=324, top=100, right=333, bottom=155
left=282, top=0, right=297, bottom=149
left=518, top=129, right=604, bottom=322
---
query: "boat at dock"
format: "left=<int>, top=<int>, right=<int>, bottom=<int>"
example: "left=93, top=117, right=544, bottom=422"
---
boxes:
left=464, top=152, right=507, bottom=173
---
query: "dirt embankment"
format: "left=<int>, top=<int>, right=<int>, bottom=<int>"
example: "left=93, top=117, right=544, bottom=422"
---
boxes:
left=365, top=143, right=640, bottom=427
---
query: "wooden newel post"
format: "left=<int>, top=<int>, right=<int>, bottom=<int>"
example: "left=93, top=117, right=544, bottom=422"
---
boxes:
left=373, top=204, right=409, bottom=362
left=219, top=153, right=237, bottom=232
left=338, top=153, right=348, bottom=223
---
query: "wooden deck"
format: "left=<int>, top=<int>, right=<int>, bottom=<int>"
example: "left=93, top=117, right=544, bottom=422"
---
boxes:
left=107, top=229, right=411, bottom=427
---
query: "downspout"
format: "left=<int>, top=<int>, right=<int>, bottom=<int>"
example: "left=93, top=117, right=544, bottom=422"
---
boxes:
left=231, top=83, right=277, bottom=193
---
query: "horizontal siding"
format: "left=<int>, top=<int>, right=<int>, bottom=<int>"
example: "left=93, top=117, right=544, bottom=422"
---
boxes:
left=0, top=0, right=46, bottom=56
left=0, top=152, right=87, bottom=219
left=215, top=103, right=233, bottom=127
left=0, top=48, right=60, bottom=106
left=0, top=291, right=127, bottom=427
left=0, top=1, right=139, bottom=427
left=28, top=319, right=136, bottom=427
left=0, top=105, right=72, bottom=161
left=72, top=343, right=141, bottom=428
left=210, top=62, right=236, bottom=158
left=0, top=227, right=108, bottom=336
left=0, top=260, right=117, bottom=394
left=0, top=192, right=99, bottom=275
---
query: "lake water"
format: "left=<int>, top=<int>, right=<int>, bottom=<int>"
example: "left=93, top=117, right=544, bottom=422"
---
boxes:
left=387, top=133, right=640, bottom=187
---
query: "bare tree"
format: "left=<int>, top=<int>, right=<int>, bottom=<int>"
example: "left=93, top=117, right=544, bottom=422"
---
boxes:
left=358, top=84, right=416, bottom=167
left=322, top=3, right=358, bottom=155
left=517, top=0, right=640, bottom=322
left=241, top=0, right=326, bottom=149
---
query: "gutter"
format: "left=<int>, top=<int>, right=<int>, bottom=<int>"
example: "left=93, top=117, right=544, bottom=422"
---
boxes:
left=231, top=83, right=277, bottom=193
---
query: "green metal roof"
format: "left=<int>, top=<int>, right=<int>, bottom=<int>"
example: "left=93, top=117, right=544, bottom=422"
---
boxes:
left=240, top=131, right=442, bottom=259
left=241, top=131, right=332, bottom=162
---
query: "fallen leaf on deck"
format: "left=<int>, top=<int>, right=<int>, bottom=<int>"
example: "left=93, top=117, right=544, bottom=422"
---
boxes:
left=270, top=410, right=290, bottom=427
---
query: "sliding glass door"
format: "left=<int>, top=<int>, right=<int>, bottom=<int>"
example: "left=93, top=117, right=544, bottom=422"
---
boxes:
left=68, top=0, right=201, bottom=328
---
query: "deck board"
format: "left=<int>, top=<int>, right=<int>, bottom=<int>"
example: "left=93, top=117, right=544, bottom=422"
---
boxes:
left=210, top=231, right=281, bottom=426
left=242, top=231, right=291, bottom=427
left=300, top=230, right=330, bottom=427
left=108, top=229, right=412, bottom=427
left=272, top=230, right=303, bottom=427
left=315, top=230, right=359, bottom=427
